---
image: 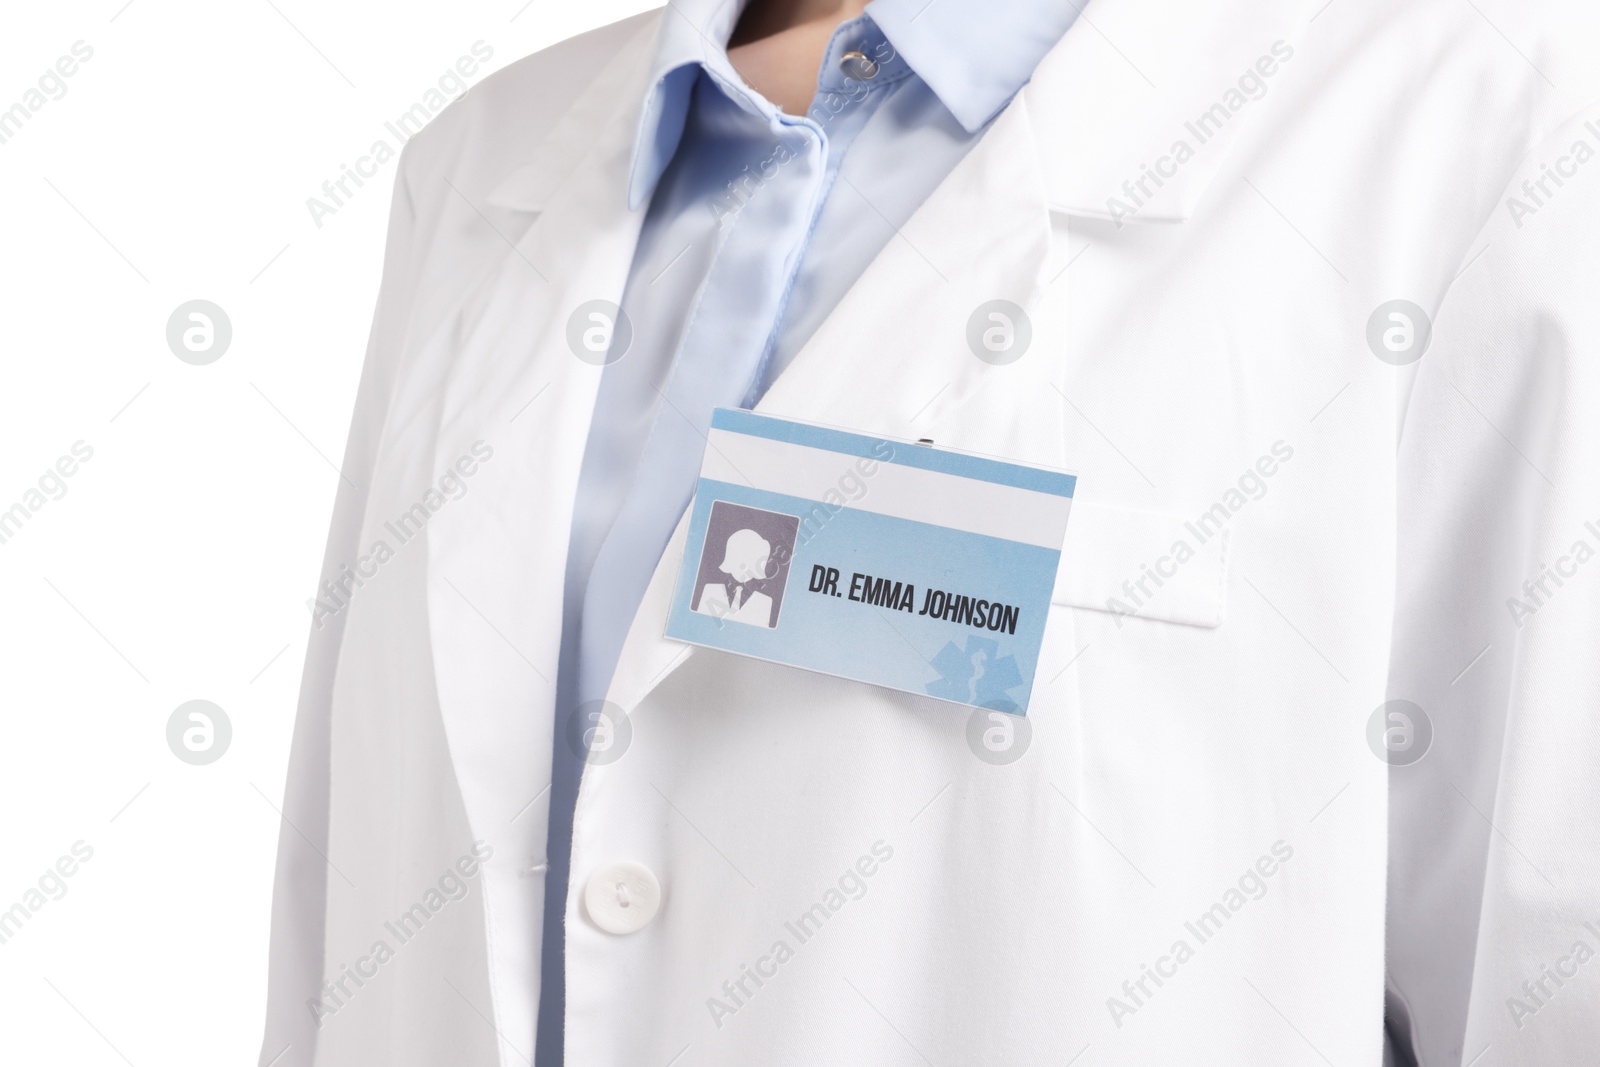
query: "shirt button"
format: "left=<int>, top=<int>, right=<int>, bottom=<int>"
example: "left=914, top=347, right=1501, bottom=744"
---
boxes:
left=838, top=50, right=880, bottom=81
left=584, top=861, right=661, bottom=934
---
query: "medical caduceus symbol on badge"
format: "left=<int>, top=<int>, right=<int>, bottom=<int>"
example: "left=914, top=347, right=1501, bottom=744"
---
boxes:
left=926, top=634, right=1023, bottom=707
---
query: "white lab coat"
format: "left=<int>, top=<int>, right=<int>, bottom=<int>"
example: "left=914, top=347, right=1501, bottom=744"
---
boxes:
left=259, top=2, right=1600, bottom=1065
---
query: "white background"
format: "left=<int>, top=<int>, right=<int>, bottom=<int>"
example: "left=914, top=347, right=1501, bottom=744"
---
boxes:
left=0, top=3, right=650, bottom=1062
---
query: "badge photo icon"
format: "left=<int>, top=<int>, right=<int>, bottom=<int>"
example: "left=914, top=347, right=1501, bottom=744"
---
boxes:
left=690, top=500, right=801, bottom=629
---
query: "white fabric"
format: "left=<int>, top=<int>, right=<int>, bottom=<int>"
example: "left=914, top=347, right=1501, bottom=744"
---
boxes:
left=258, top=3, right=1600, bottom=1065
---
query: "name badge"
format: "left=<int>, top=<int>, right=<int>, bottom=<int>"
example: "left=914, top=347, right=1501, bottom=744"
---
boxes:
left=664, top=409, right=1076, bottom=715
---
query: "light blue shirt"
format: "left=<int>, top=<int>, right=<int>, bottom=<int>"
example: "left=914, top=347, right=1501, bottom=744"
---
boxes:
left=537, top=1, right=1082, bottom=1060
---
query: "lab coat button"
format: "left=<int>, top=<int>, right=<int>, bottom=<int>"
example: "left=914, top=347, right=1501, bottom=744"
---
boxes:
left=584, top=861, right=661, bottom=934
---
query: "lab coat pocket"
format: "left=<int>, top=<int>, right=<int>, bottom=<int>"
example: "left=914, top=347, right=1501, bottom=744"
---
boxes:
left=1030, top=502, right=1231, bottom=803
left=1051, top=501, right=1229, bottom=628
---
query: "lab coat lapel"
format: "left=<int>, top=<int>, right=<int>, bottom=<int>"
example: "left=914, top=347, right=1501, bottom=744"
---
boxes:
left=414, top=9, right=655, bottom=1004
left=604, top=87, right=1061, bottom=718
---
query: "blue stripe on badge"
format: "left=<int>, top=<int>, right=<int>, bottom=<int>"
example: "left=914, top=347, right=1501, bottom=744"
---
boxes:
left=711, top=408, right=1077, bottom=498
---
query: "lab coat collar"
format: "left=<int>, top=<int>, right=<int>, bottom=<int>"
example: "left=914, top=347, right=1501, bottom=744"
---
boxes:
left=485, top=14, right=664, bottom=215
left=1030, top=0, right=1314, bottom=222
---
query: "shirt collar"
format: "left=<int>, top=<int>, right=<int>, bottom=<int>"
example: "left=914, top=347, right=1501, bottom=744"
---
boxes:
left=865, top=0, right=1083, bottom=133
left=628, top=0, right=749, bottom=208
left=628, top=0, right=1079, bottom=208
